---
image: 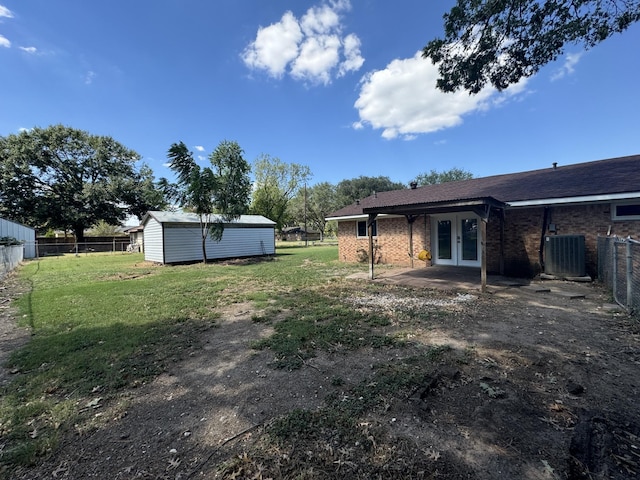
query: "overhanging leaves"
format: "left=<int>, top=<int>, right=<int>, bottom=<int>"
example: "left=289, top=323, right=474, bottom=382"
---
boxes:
left=423, top=0, right=640, bottom=93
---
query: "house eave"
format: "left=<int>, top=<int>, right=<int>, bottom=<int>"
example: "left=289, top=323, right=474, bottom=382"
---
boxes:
left=325, top=213, right=398, bottom=222
left=507, top=192, right=640, bottom=208
left=362, top=197, right=506, bottom=216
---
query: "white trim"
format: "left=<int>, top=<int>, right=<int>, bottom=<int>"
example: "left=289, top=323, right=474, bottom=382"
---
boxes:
left=356, top=219, right=377, bottom=238
left=508, top=192, right=640, bottom=208
left=326, top=214, right=368, bottom=221
left=326, top=213, right=396, bottom=221
left=431, top=212, right=481, bottom=268
left=612, top=200, right=640, bottom=221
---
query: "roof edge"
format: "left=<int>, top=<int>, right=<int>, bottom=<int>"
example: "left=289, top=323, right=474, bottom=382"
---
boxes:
left=325, top=213, right=400, bottom=221
left=142, top=211, right=276, bottom=226
left=508, top=192, right=640, bottom=207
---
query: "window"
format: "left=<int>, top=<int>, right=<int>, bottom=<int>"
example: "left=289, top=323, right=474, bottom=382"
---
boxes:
left=357, top=219, right=377, bottom=237
left=612, top=202, right=640, bottom=220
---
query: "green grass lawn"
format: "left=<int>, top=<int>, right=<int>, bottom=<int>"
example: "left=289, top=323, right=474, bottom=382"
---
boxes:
left=0, top=246, right=372, bottom=469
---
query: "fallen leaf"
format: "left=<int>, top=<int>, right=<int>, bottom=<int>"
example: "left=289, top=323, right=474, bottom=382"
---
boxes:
left=86, top=397, right=102, bottom=409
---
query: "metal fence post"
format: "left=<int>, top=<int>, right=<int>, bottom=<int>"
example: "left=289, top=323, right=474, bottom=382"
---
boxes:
left=598, top=236, right=639, bottom=313
left=613, top=241, right=618, bottom=304
left=627, top=240, right=633, bottom=310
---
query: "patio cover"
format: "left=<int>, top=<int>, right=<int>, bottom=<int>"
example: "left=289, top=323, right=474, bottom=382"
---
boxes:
left=362, top=196, right=508, bottom=292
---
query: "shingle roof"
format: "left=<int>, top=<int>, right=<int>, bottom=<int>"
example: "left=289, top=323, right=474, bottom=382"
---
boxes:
left=328, top=154, right=640, bottom=218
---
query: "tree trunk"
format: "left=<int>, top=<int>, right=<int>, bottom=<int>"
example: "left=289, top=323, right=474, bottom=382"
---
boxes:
left=201, top=235, right=207, bottom=263
left=199, top=220, right=208, bottom=264
left=74, top=225, right=85, bottom=243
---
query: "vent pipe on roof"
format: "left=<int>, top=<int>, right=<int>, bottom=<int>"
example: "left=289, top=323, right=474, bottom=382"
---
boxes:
left=356, top=199, right=360, bottom=205
left=410, top=181, right=418, bottom=189
left=552, top=162, right=558, bottom=170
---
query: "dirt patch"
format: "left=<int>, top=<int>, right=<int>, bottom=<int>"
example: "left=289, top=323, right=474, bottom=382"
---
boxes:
left=5, top=277, right=640, bottom=479
left=0, top=273, right=31, bottom=387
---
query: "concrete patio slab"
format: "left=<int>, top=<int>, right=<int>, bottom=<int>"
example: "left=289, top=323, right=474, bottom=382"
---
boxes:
left=346, top=265, right=594, bottom=300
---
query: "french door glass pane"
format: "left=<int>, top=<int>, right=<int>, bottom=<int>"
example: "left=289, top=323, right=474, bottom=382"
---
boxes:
left=461, top=218, right=478, bottom=261
left=437, top=220, right=452, bottom=259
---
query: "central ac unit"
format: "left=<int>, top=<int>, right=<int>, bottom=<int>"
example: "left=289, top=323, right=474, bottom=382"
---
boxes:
left=544, top=235, right=586, bottom=277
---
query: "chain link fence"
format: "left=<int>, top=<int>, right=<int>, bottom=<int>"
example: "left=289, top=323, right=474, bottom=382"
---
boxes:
left=598, top=236, right=640, bottom=313
left=1, top=245, right=24, bottom=280
left=35, top=240, right=131, bottom=257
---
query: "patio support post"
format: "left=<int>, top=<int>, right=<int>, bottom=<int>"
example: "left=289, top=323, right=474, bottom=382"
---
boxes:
left=473, top=205, right=491, bottom=293
left=368, top=213, right=377, bottom=280
left=406, top=215, right=418, bottom=269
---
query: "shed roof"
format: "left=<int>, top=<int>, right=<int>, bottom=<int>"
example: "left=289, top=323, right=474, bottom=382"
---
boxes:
left=143, top=211, right=276, bottom=227
left=328, top=154, right=640, bottom=218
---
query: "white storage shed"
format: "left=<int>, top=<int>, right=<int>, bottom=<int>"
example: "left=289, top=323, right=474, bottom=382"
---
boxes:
left=142, top=211, right=276, bottom=264
left=0, top=217, right=36, bottom=259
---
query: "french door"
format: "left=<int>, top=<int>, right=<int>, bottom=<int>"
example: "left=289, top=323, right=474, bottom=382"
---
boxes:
left=432, top=213, right=480, bottom=267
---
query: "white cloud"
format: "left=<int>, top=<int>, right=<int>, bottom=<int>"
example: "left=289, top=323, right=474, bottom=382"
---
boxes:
left=84, top=70, right=96, bottom=85
left=291, top=34, right=341, bottom=85
left=19, top=46, right=37, bottom=54
left=338, top=33, right=364, bottom=77
left=0, top=5, right=13, bottom=47
left=353, top=51, right=527, bottom=140
left=194, top=145, right=205, bottom=152
left=0, top=5, right=13, bottom=18
left=242, top=0, right=364, bottom=85
left=551, top=52, right=584, bottom=81
left=300, top=4, right=340, bottom=35
left=242, top=11, right=302, bottom=78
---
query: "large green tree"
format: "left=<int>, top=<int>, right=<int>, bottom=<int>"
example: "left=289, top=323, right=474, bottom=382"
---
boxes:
left=335, top=176, right=406, bottom=209
left=0, top=125, right=165, bottom=241
left=413, top=167, right=473, bottom=186
left=289, top=181, right=338, bottom=240
left=165, top=140, right=251, bottom=262
left=423, top=0, right=640, bottom=93
left=250, top=155, right=311, bottom=232
left=123, top=164, right=170, bottom=222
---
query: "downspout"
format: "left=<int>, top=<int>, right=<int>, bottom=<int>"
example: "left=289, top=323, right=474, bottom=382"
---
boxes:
left=480, top=216, right=487, bottom=293
left=539, top=207, right=550, bottom=272
left=478, top=205, right=491, bottom=293
left=368, top=213, right=378, bottom=280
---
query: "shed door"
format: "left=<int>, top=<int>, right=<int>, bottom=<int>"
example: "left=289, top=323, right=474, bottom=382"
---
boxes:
left=432, top=213, right=480, bottom=267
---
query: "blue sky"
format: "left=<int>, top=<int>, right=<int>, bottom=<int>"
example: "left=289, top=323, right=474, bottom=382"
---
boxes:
left=1, top=1, right=638, bottom=187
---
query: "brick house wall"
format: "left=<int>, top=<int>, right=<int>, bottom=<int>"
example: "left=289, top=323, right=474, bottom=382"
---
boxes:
left=337, top=216, right=430, bottom=265
left=502, top=204, right=638, bottom=278
left=485, top=211, right=504, bottom=274
left=499, top=208, right=546, bottom=277
left=337, top=202, right=638, bottom=278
